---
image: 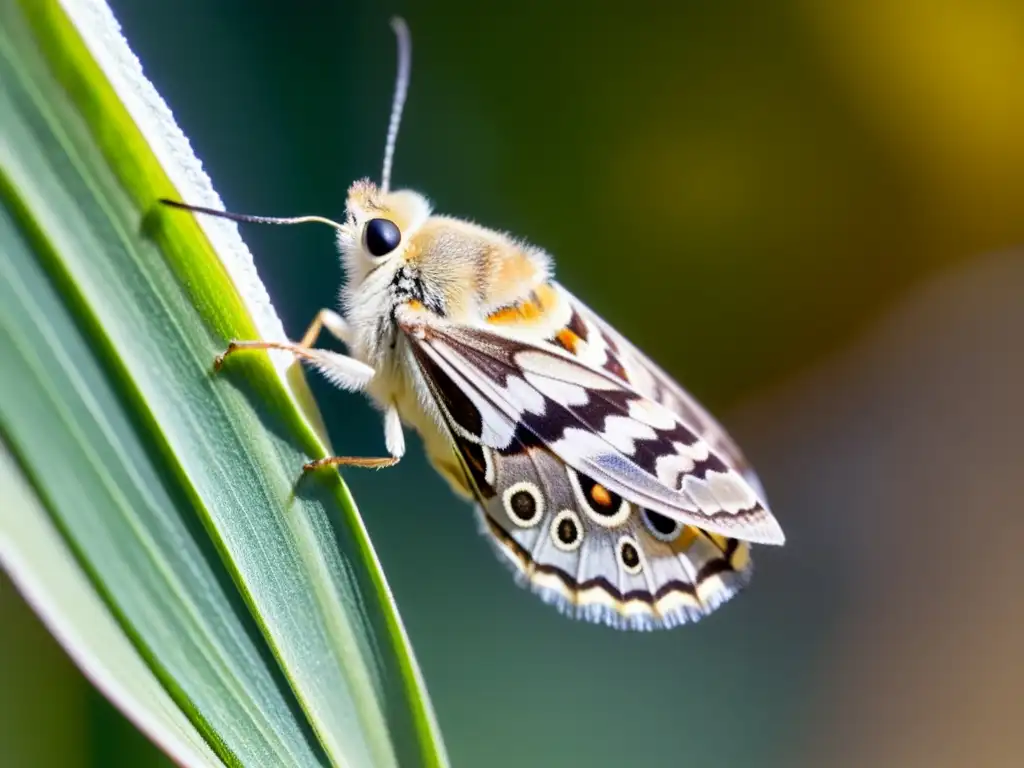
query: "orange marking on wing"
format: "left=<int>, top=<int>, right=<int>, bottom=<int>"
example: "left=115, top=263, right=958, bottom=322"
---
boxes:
left=590, top=483, right=613, bottom=507
left=486, top=283, right=562, bottom=326
left=487, top=303, right=533, bottom=324
left=554, top=329, right=580, bottom=353
left=521, top=298, right=543, bottom=320
left=730, top=541, right=751, bottom=571
left=704, top=532, right=731, bottom=552
left=669, top=526, right=700, bottom=554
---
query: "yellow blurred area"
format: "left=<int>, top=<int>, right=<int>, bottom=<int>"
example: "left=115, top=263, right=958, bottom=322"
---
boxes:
left=801, top=0, right=1024, bottom=242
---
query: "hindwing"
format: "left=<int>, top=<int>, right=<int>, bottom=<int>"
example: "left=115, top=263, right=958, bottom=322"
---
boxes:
left=452, top=429, right=753, bottom=629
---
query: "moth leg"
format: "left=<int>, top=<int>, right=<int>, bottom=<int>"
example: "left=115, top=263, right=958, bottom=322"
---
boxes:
left=214, top=340, right=375, bottom=392
left=304, top=403, right=404, bottom=473
left=215, top=313, right=402, bottom=473
left=215, top=307, right=351, bottom=369
left=383, top=403, right=406, bottom=459
left=216, top=305, right=352, bottom=368
left=304, top=456, right=399, bottom=471
left=299, top=307, right=352, bottom=348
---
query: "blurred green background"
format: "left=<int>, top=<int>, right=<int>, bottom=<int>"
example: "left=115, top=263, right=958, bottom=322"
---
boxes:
left=3, top=1, right=1023, bottom=766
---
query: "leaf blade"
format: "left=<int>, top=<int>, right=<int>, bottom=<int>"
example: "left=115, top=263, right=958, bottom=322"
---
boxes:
left=0, top=0, right=448, bottom=765
left=0, top=442, right=226, bottom=768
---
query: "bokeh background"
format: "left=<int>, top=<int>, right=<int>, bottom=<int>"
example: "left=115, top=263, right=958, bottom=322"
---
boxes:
left=3, top=1, right=1023, bottom=766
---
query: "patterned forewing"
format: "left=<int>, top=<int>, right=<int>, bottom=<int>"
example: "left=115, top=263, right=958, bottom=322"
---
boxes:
left=402, top=315, right=784, bottom=545
left=552, top=284, right=766, bottom=497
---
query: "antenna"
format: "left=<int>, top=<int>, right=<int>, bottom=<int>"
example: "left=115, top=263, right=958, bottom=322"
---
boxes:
left=161, top=19, right=413, bottom=228
left=380, top=16, right=411, bottom=194
left=158, top=198, right=345, bottom=232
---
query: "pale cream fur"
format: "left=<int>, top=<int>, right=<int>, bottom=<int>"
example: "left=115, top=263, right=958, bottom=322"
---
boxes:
left=332, top=179, right=553, bottom=488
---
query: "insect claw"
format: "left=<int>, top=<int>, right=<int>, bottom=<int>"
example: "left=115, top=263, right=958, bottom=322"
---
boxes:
left=212, top=341, right=240, bottom=371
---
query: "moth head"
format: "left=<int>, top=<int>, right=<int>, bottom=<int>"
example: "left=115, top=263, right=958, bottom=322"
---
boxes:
left=338, top=180, right=552, bottom=321
left=336, top=179, right=432, bottom=285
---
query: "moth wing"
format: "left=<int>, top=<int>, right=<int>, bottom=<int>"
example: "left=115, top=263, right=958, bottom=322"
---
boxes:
left=402, top=314, right=784, bottom=546
left=555, top=284, right=767, bottom=500
left=451, top=427, right=753, bottom=629
left=409, top=333, right=753, bottom=629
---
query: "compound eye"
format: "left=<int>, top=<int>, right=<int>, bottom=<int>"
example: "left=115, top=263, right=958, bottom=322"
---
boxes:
left=363, top=217, right=401, bottom=257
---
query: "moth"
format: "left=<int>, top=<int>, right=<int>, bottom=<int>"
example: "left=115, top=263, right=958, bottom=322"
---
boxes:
left=163, top=17, right=785, bottom=630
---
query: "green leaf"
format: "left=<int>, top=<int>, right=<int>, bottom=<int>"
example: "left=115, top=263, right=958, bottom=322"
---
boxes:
left=0, top=443, right=223, bottom=768
left=0, top=1, right=447, bottom=766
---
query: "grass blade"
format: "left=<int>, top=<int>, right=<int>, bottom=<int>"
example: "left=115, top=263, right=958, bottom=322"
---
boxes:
left=0, top=0, right=447, bottom=765
left=0, top=442, right=225, bottom=768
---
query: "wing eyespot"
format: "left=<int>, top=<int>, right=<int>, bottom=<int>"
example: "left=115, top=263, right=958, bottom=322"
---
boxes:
left=502, top=481, right=544, bottom=528
left=641, top=508, right=683, bottom=542
left=550, top=509, right=583, bottom=552
left=617, top=535, right=643, bottom=575
left=568, top=468, right=631, bottom=528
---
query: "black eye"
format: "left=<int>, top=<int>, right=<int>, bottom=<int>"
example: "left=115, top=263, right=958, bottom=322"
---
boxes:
left=363, top=217, right=401, bottom=257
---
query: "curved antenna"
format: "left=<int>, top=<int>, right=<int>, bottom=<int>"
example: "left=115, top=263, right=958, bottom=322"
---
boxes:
left=159, top=199, right=345, bottom=232
left=380, top=16, right=412, bottom=194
